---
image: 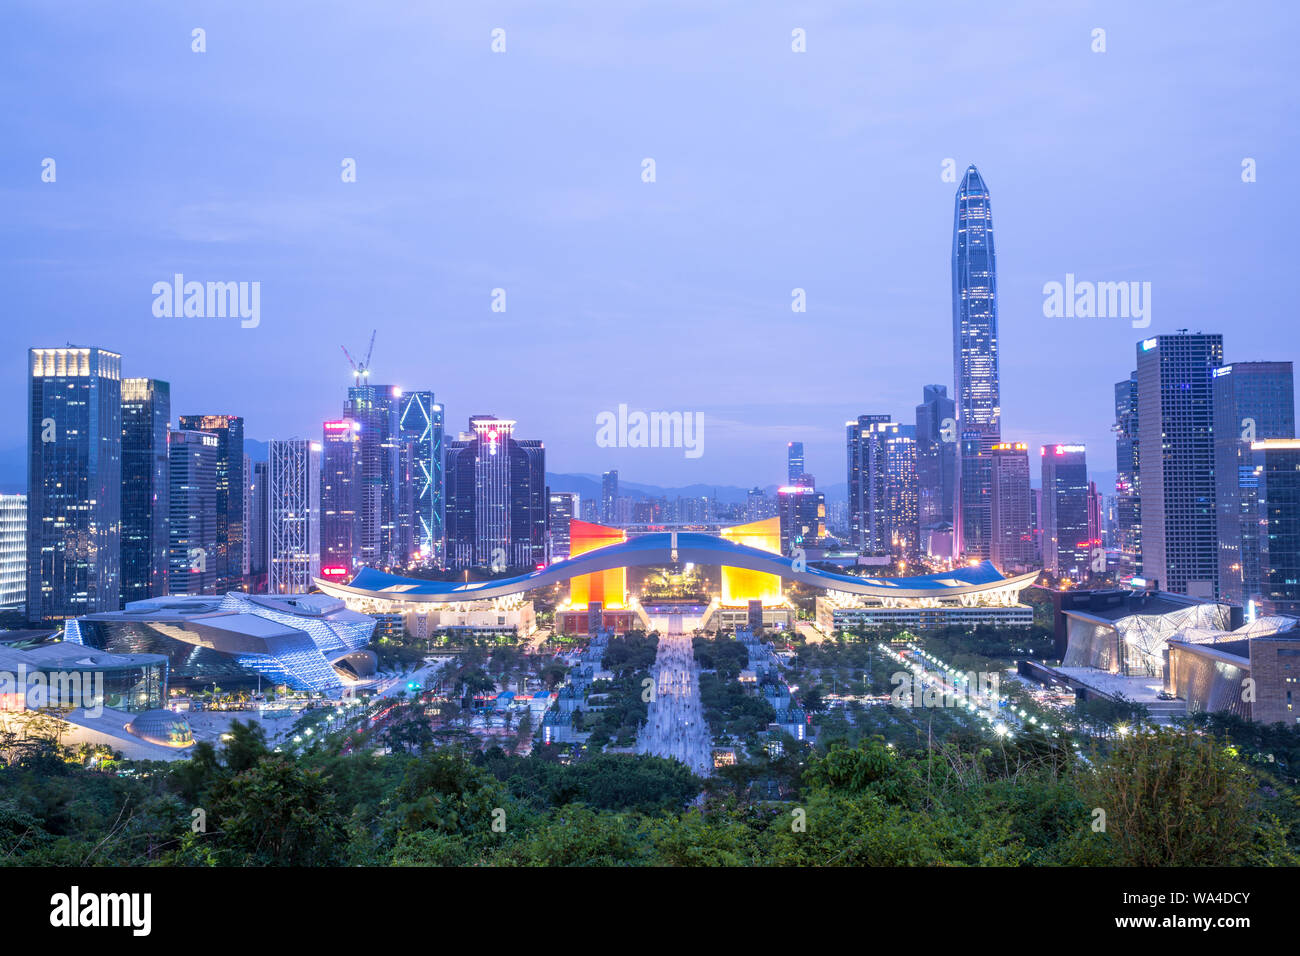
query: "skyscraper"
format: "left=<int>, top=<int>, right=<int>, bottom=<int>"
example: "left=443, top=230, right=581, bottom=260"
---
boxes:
left=121, top=378, right=170, bottom=602
left=27, top=347, right=122, bottom=622
left=787, top=442, right=805, bottom=484
left=1114, top=373, right=1141, bottom=579
left=445, top=417, right=546, bottom=569
left=177, top=414, right=244, bottom=592
left=952, top=166, right=1001, bottom=558
left=989, top=443, right=1033, bottom=573
left=1041, top=444, right=1091, bottom=581
left=267, top=439, right=321, bottom=594
left=1136, top=332, right=1224, bottom=596
left=915, top=385, right=956, bottom=532
left=778, top=484, right=824, bottom=555
left=168, top=428, right=219, bottom=595
left=344, top=383, right=402, bottom=568
left=248, top=460, right=269, bottom=591
left=1254, top=439, right=1300, bottom=617
left=846, top=414, right=891, bottom=552
left=601, top=469, right=619, bottom=525
left=320, top=419, right=362, bottom=580
left=0, top=494, right=26, bottom=612
left=1213, top=362, right=1295, bottom=606
left=548, top=491, right=579, bottom=560
left=398, top=391, right=445, bottom=566
left=884, top=425, right=919, bottom=558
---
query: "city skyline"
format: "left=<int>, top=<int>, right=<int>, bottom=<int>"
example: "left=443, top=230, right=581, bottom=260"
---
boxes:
left=2, top=3, right=1297, bottom=487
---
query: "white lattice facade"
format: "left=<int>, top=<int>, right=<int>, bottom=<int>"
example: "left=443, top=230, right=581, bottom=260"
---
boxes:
left=267, top=439, right=320, bottom=594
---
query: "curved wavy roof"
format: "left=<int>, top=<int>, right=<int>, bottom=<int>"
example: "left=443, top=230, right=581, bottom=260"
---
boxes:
left=315, top=531, right=1038, bottom=604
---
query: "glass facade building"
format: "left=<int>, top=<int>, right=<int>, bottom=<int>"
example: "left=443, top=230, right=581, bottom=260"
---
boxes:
left=267, top=438, right=321, bottom=594
left=176, top=414, right=244, bottom=592
left=1255, top=440, right=1300, bottom=617
left=445, top=417, right=547, bottom=569
left=989, top=443, right=1034, bottom=572
left=1041, top=444, right=1091, bottom=580
left=1114, top=373, right=1141, bottom=579
left=952, top=166, right=1002, bottom=560
left=0, top=494, right=26, bottom=611
left=398, top=391, right=444, bottom=565
left=168, top=429, right=220, bottom=595
left=321, top=419, right=362, bottom=578
left=915, top=384, right=956, bottom=532
left=121, top=378, right=170, bottom=603
left=1136, top=333, right=1224, bottom=596
left=1213, top=362, right=1295, bottom=606
left=27, top=347, right=122, bottom=622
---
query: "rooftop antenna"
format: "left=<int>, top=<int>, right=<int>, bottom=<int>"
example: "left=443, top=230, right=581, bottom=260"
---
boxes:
left=341, top=329, right=377, bottom=383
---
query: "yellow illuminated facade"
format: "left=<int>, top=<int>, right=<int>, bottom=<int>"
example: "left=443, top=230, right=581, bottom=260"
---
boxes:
left=567, top=520, right=627, bottom=609
left=719, top=516, right=784, bottom=606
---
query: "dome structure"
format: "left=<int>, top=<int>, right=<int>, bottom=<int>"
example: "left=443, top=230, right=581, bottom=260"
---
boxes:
left=125, top=709, right=195, bottom=748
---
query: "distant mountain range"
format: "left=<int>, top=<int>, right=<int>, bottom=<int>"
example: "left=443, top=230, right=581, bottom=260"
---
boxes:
left=546, top=473, right=849, bottom=505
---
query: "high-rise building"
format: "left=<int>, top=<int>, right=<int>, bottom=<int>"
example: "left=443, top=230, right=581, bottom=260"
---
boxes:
left=1114, top=373, right=1141, bottom=579
left=778, top=485, right=825, bottom=555
left=321, top=419, right=362, bottom=581
left=601, top=470, right=619, bottom=525
left=1254, top=439, right=1300, bottom=617
left=846, top=415, right=892, bottom=552
left=548, top=492, right=579, bottom=561
left=398, top=391, right=444, bottom=566
left=916, top=385, right=956, bottom=531
left=1041, top=444, right=1091, bottom=581
left=445, top=417, right=546, bottom=569
left=884, top=425, right=919, bottom=558
left=267, top=439, right=321, bottom=595
left=989, top=443, right=1033, bottom=573
left=0, top=494, right=26, bottom=611
left=168, top=429, right=219, bottom=596
left=787, top=442, right=805, bottom=484
left=952, top=166, right=1002, bottom=559
left=344, top=383, right=402, bottom=568
left=27, top=347, right=122, bottom=622
left=177, top=414, right=244, bottom=592
left=121, top=378, right=170, bottom=602
left=241, top=453, right=252, bottom=581
left=1087, top=481, right=1104, bottom=568
left=1213, top=362, right=1296, bottom=606
left=248, top=460, right=269, bottom=591
left=1136, top=333, right=1224, bottom=597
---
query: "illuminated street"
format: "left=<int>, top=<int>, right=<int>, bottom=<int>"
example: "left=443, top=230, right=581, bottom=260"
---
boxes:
left=636, top=632, right=713, bottom=777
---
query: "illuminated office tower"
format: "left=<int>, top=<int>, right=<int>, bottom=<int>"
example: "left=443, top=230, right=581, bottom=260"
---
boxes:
left=548, top=492, right=579, bottom=560
left=267, top=439, right=321, bottom=594
left=1136, top=333, right=1224, bottom=597
left=168, top=429, right=219, bottom=595
left=1254, top=440, right=1300, bottom=617
left=121, top=378, right=170, bottom=602
left=0, top=494, right=26, bottom=611
left=248, top=460, right=269, bottom=592
left=778, top=484, right=825, bottom=555
left=1041, top=444, right=1091, bottom=580
left=1113, top=373, right=1141, bottom=578
left=884, top=425, right=919, bottom=558
left=989, top=443, right=1033, bottom=572
left=399, top=391, right=444, bottom=566
left=1213, top=362, right=1295, bottom=605
left=344, top=383, right=401, bottom=567
left=177, top=414, right=244, bottom=591
left=27, top=347, right=122, bottom=622
left=787, top=442, right=805, bottom=484
left=952, top=166, right=1002, bottom=558
left=846, top=414, right=892, bottom=552
left=320, top=419, right=362, bottom=580
left=916, top=385, right=956, bottom=530
left=241, top=452, right=252, bottom=580
left=444, top=417, right=546, bottom=569
left=601, top=470, right=619, bottom=525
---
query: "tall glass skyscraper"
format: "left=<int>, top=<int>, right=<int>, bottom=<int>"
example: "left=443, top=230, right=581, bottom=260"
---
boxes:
left=1213, top=362, right=1295, bottom=605
left=1136, top=332, right=1224, bottom=597
left=1255, top=440, right=1300, bottom=617
left=846, top=414, right=892, bottom=553
left=1041, top=444, right=1091, bottom=580
left=320, top=419, right=362, bottom=578
left=787, top=442, right=805, bottom=484
left=445, top=417, right=546, bottom=569
left=267, top=438, right=321, bottom=594
left=0, top=494, right=26, bottom=612
left=177, top=414, right=244, bottom=592
left=951, top=166, right=1001, bottom=559
left=398, top=391, right=444, bottom=566
left=27, top=347, right=122, bottom=622
left=168, top=428, right=219, bottom=595
left=344, top=383, right=402, bottom=568
left=915, top=385, right=956, bottom=531
left=1113, top=373, right=1141, bottom=579
left=122, top=378, right=171, bottom=602
left=989, top=443, right=1033, bottom=573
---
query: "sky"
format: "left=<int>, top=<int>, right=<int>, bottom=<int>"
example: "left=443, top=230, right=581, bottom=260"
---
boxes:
left=2, top=0, right=1297, bottom=491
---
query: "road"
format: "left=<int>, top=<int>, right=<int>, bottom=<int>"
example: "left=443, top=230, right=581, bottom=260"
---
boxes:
left=636, top=628, right=713, bottom=777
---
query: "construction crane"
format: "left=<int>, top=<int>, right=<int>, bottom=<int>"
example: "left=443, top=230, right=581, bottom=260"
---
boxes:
left=341, top=330, right=377, bottom=383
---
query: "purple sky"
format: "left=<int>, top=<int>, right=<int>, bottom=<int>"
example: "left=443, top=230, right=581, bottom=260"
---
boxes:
left=2, top=0, right=1297, bottom=489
